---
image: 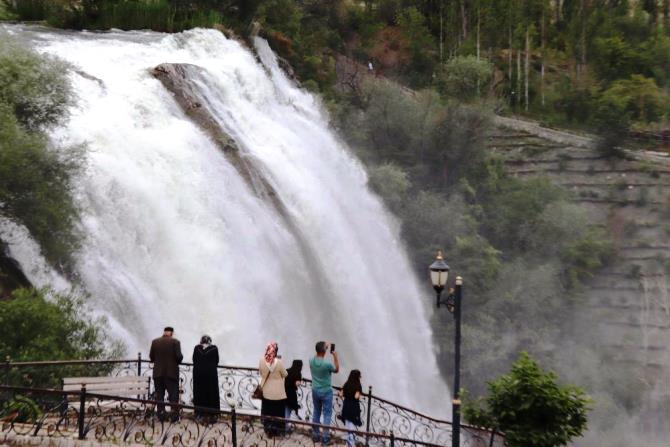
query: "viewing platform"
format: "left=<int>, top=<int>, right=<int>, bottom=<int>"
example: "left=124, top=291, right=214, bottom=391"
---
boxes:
left=0, top=358, right=505, bottom=446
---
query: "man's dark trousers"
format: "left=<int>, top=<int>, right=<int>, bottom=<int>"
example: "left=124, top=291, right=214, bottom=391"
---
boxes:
left=154, top=376, right=179, bottom=417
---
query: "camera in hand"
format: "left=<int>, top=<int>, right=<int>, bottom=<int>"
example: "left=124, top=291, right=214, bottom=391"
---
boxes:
left=330, top=343, right=336, bottom=353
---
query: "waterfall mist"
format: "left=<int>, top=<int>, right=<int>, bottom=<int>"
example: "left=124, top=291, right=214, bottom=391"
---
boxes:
left=3, top=25, right=448, bottom=415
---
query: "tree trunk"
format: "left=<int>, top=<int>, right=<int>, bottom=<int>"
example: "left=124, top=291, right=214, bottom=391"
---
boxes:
left=579, top=0, right=587, bottom=78
left=541, top=8, right=545, bottom=107
left=509, top=22, right=513, bottom=105
left=461, top=0, right=468, bottom=40
left=476, top=8, right=481, bottom=60
left=517, top=45, right=521, bottom=108
left=525, top=27, right=530, bottom=112
left=477, top=8, right=481, bottom=96
left=440, top=2, right=444, bottom=64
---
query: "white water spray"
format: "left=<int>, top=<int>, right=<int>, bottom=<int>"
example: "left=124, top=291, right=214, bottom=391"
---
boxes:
left=3, top=25, right=448, bottom=415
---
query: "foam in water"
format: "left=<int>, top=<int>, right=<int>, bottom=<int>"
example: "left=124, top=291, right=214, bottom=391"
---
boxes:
left=2, top=25, right=449, bottom=416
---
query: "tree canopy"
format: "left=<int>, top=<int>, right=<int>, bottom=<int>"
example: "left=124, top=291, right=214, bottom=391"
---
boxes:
left=464, top=352, right=591, bottom=447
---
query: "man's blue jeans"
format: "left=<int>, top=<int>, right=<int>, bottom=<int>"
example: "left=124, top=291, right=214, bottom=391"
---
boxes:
left=311, top=388, right=333, bottom=443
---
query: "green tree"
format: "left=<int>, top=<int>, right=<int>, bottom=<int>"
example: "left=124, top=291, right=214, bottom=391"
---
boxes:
left=437, top=55, right=494, bottom=101
left=0, top=288, right=123, bottom=362
left=464, top=352, right=590, bottom=447
left=0, top=35, right=72, bottom=131
left=600, top=74, right=668, bottom=123
left=396, top=6, right=436, bottom=86
left=367, top=162, right=411, bottom=214
left=0, top=105, right=82, bottom=266
left=0, top=35, right=82, bottom=266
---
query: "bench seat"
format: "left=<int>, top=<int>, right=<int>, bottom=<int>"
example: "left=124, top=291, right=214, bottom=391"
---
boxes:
left=62, top=376, right=151, bottom=410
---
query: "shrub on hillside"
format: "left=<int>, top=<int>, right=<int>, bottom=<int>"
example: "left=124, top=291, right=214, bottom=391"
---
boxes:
left=464, top=352, right=590, bottom=447
left=0, top=35, right=82, bottom=267
left=0, top=36, right=72, bottom=131
left=0, top=288, right=125, bottom=387
left=0, top=288, right=123, bottom=362
left=437, top=56, right=494, bottom=102
left=367, top=163, right=411, bottom=214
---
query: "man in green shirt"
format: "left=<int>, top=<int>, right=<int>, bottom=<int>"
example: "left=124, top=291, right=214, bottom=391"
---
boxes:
left=309, top=341, right=339, bottom=444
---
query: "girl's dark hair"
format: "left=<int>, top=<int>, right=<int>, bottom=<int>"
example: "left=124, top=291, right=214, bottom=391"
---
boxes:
left=286, top=359, right=303, bottom=383
left=342, top=369, right=362, bottom=397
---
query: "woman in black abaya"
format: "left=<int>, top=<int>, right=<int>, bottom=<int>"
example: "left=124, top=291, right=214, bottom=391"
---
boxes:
left=192, top=335, right=220, bottom=417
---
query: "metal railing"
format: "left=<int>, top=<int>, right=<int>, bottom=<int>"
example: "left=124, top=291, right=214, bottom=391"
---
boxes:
left=0, top=358, right=505, bottom=446
left=0, top=384, right=442, bottom=446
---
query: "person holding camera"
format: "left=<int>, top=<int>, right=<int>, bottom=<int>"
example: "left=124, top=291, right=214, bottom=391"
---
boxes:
left=259, top=341, right=288, bottom=437
left=309, top=341, right=339, bottom=445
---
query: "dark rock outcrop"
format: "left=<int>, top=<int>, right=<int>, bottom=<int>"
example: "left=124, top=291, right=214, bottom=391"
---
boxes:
left=151, top=63, right=337, bottom=305
left=0, top=240, right=31, bottom=299
left=152, top=63, right=281, bottom=207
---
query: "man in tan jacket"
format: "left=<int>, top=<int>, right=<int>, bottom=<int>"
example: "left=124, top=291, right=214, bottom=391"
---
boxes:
left=150, top=326, right=183, bottom=420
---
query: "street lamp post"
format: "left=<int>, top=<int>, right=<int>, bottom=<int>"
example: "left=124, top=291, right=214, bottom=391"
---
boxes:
left=429, top=250, right=463, bottom=447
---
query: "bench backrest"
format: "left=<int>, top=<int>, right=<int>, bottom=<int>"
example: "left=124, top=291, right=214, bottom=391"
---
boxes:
left=62, top=376, right=151, bottom=400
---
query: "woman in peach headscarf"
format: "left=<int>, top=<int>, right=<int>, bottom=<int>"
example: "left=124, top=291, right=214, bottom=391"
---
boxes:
left=258, top=341, right=288, bottom=436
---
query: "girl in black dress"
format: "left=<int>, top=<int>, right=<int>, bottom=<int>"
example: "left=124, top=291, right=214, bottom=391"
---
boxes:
left=192, top=335, right=220, bottom=417
left=339, top=369, right=362, bottom=447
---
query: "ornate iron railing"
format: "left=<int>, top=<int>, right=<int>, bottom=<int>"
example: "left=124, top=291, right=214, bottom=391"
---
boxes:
left=0, top=384, right=445, bottom=446
left=0, top=358, right=505, bottom=446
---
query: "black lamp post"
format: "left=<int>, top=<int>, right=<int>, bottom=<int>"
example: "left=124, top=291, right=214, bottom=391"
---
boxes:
left=429, top=250, right=462, bottom=447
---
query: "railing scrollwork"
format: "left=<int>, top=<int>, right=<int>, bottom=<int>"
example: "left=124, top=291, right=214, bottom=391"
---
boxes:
left=0, top=359, right=506, bottom=446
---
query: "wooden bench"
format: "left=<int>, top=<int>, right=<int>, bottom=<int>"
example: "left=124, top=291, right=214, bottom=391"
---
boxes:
left=62, top=376, right=151, bottom=410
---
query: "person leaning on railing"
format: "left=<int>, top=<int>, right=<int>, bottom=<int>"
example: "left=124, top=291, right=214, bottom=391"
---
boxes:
left=192, top=334, right=220, bottom=417
left=338, top=369, right=363, bottom=447
left=284, top=359, right=303, bottom=422
left=149, top=326, right=183, bottom=422
left=310, top=341, right=339, bottom=445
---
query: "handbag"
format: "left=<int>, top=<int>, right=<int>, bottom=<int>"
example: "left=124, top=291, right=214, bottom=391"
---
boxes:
left=252, top=368, right=271, bottom=400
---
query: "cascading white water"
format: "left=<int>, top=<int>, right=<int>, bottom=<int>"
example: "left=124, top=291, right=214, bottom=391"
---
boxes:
left=2, top=25, right=448, bottom=415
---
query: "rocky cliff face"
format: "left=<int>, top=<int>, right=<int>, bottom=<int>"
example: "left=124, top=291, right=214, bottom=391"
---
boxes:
left=0, top=240, right=31, bottom=299
left=489, top=119, right=670, bottom=410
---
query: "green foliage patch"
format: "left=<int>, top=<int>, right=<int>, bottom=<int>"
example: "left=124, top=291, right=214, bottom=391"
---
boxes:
left=464, top=352, right=590, bottom=447
left=0, top=288, right=125, bottom=387
left=0, top=35, right=82, bottom=267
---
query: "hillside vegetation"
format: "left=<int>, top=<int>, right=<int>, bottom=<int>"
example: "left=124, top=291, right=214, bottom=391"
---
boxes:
left=0, top=34, right=82, bottom=268
left=5, top=0, right=670, bottom=143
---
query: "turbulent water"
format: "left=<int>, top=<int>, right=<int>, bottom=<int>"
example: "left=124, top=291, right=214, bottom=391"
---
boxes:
left=2, top=25, right=447, bottom=415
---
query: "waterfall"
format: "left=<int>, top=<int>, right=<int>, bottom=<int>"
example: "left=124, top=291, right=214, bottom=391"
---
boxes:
left=3, top=25, right=448, bottom=415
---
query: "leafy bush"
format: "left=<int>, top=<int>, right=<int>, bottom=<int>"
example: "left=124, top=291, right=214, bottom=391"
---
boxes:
left=0, top=36, right=72, bottom=131
left=464, top=352, right=590, bottom=447
left=599, top=75, right=668, bottom=123
left=396, top=6, right=435, bottom=86
left=0, top=288, right=123, bottom=362
left=0, top=35, right=82, bottom=267
left=0, top=103, right=81, bottom=267
left=0, top=288, right=125, bottom=387
left=367, top=163, right=411, bottom=214
left=0, top=395, right=41, bottom=423
left=438, top=56, right=494, bottom=101
left=479, top=176, right=565, bottom=252
left=560, top=228, right=614, bottom=289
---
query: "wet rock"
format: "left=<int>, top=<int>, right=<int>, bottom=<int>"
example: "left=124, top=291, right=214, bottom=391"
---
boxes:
left=0, top=240, right=31, bottom=299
